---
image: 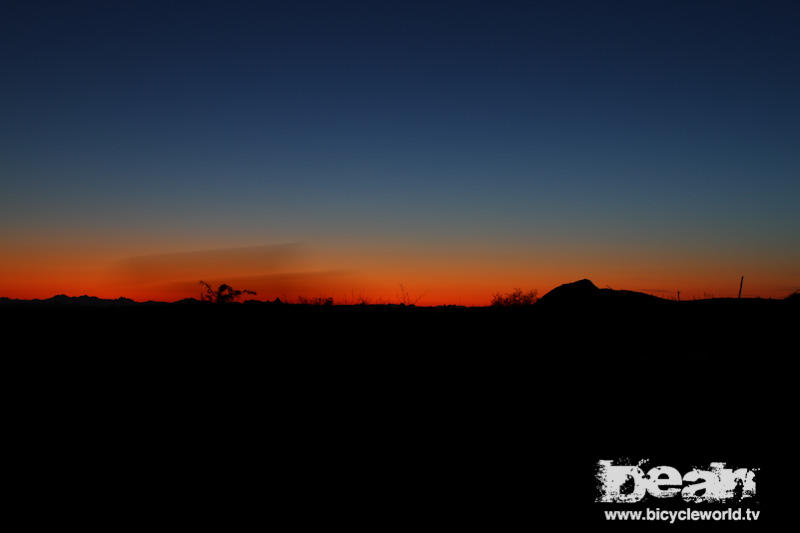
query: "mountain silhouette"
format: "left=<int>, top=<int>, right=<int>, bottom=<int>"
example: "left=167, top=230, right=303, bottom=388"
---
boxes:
left=40, top=295, right=138, bottom=306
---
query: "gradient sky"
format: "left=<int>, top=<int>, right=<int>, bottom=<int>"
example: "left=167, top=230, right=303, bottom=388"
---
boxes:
left=1, top=0, right=798, bottom=304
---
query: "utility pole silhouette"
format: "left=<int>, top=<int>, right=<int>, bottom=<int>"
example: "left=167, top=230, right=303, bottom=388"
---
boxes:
left=738, top=276, right=744, bottom=299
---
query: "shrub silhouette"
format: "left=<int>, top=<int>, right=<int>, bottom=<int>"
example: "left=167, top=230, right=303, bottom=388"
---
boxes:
left=199, top=281, right=256, bottom=304
left=297, top=296, right=334, bottom=306
left=491, top=288, right=538, bottom=307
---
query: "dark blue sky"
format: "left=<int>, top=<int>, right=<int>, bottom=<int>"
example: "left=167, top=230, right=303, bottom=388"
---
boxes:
left=1, top=1, right=798, bottom=300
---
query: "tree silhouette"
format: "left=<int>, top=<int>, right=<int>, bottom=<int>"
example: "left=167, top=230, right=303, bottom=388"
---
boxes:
left=199, top=281, right=256, bottom=304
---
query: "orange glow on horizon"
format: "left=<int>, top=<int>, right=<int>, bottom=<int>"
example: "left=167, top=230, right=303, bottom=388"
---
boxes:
left=1, top=242, right=796, bottom=305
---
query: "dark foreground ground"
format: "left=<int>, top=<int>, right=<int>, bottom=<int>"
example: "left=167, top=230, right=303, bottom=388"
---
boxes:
left=3, top=282, right=796, bottom=529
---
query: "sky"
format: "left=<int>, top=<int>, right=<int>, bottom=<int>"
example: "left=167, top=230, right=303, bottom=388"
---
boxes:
left=1, top=0, right=798, bottom=304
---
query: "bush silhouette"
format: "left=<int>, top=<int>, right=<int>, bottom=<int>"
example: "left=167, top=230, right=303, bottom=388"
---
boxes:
left=491, top=288, right=538, bottom=307
left=199, top=281, right=256, bottom=304
left=297, top=296, right=334, bottom=306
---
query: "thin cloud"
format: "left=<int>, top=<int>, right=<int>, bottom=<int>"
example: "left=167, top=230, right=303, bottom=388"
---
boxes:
left=110, top=244, right=305, bottom=285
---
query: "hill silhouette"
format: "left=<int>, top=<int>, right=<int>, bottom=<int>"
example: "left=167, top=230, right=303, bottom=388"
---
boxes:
left=535, top=279, right=668, bottom=308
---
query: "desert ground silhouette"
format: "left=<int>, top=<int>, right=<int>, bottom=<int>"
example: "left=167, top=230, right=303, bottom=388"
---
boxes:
left=4, top=278, right=796, bottom=355
left=7, top=277, right=794, bottom=530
